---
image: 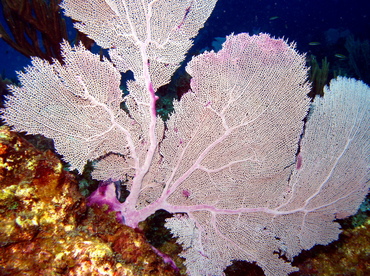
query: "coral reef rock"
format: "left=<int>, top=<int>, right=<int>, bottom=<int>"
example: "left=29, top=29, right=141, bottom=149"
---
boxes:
left=0, top=126, right=178, bottom=276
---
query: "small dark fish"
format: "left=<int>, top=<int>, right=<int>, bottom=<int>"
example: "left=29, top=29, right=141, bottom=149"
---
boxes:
left=334, top=53, right=347, bottom=60
left=269, top=16, right=279, bottom=20
left=308, top=42, right=321, bottom=46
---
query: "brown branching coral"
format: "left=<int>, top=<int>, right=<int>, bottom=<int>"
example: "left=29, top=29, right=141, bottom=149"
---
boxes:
left=345, top=36, right=370, bottom=85
left=0, top=0, right=93, bottom=63
left=0, top=75, right=11, bottom=108
left=308, top=55, right=330, bottom=97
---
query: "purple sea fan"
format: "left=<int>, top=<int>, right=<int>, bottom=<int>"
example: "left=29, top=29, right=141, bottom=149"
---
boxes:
left=1, top=0, right=369, bottom=275
left=87, top=180, right=125, bottom=224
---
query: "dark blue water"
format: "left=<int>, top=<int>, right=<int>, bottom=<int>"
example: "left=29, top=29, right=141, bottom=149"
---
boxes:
left=0, top=0, right=369, bottom=80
